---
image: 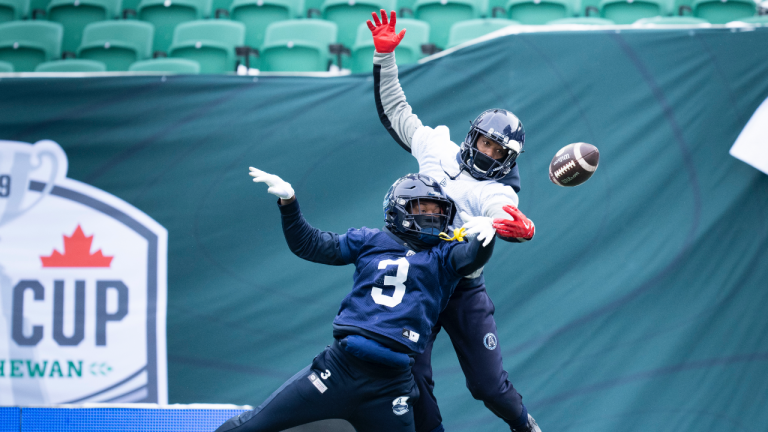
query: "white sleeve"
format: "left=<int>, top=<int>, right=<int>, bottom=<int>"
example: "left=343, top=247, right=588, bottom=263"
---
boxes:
left=373, top=51, right=424, bottom=151
left=480, top=182, right=520, bottom=219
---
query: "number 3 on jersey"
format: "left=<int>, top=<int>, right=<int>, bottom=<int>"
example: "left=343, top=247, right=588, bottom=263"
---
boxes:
left=372, top=257, right=410, bottom=307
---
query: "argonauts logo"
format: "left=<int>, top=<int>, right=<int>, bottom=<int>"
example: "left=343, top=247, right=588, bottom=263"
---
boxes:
left=483, top=332, right=497, bottom=350
left=0, top=140, right=168, bottom=405
left=392, top=396, right=410, bottom=416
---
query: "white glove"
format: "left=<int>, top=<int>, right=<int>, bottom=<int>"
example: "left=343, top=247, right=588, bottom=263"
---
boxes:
left=512, top=414, right=542, bottom=432
left=249, top=167, right=295, bottom=200
left=527, top=414, right=542, bottom=432
left=459, top=211, right=496, bottom=247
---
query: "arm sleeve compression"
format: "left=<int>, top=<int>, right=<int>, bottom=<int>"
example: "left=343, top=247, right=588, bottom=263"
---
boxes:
left=448, top=235, right=496, bottom=277
left=373, top=51, right=424, bottom=152
left=278, top=198, right=348, bottom=266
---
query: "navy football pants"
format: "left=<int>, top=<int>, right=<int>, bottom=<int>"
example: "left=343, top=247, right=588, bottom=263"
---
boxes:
left=412, top=276, right=525, bottom=432
left=215, top=340, right=420, bottom=432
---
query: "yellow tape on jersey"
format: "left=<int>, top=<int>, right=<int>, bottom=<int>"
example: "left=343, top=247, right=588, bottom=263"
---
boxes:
left=439, top=227, right=467, bottom=242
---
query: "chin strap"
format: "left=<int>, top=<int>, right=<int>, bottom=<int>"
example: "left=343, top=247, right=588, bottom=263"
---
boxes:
left=439, top=227, right=466, bottom=242
left=440, top=158, right=465, bottom=180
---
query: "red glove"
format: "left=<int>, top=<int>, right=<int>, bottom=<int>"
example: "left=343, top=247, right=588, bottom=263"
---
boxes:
left=366, top=9, right=406, bottom=53
left=493, top=205, right=535, bottom=241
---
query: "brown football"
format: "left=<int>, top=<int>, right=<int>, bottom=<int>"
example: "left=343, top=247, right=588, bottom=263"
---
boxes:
left=549, top=143, right=600, bottom=187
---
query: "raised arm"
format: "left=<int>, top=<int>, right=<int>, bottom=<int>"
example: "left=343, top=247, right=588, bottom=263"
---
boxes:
left=368, top=9, right=423, bottom=152
left=249, top=167, right=347, bottom=266
left=278, top=198, right=347, bottom=266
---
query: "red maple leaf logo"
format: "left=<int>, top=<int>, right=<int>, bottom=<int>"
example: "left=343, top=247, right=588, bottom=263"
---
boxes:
left=41, top=225, right=113, bottom=268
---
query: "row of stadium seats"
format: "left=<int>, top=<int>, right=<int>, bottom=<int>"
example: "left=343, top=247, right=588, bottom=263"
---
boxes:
left=0, top=18, right=409, bottom=73
left=2, top=12, right=767, bottom=74
left=0, top=0, right=763, bottom=56
left=1, top=56, right=201, bottom=71
left=1, top=0, right=762, bottom=24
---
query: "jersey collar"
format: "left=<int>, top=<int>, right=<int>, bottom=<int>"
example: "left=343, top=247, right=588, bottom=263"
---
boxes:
left=382, top=227, right=425, bottom=253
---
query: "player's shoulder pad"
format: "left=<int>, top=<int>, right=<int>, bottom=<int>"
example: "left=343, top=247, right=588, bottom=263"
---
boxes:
left=414, top=124, right=451, bottom=142
left=340, top=227, right=381, bottom=263
left=412, top=125, right=433, bottom=145
left=353, top=226, right=381, bottom=238
left=434, top=125, right=451, bottom=138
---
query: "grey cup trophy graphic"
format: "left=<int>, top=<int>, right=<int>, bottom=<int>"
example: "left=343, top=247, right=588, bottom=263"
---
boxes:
left=0, top=139, right=168, bottom=405
left=0, top=140, right=68, bottom=404
left=0, top=140, right=68, bottom=228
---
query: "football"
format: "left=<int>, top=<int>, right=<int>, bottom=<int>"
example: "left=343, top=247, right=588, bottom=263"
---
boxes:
left=549, top=142, right=600, bottom=187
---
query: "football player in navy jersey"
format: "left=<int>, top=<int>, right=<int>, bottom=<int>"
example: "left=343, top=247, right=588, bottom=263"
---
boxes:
left=368, top=10, right=542, bottom=432
left=215, top=169, right=497, bottom=432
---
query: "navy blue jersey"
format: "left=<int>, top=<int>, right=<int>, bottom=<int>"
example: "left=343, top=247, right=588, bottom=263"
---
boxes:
left=334, top=228, right=463, bottom=354
left=278, top=198, right=494, bottom=356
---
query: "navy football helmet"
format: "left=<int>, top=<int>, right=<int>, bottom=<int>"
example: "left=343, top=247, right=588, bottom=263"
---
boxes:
left=384, top=174, right=455, bottom=247
left=460, top=109, right=525, bottom=180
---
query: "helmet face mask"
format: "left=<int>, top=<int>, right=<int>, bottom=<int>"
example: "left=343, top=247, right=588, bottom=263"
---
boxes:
left=461, top=109, right=525, bottom=181
left=384, top=174, right=455, bottom=247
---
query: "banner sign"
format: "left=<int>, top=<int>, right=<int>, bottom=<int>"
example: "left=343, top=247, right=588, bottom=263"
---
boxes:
left=0, top=140, right=167, bottom=404
left=730, top=95, right=768, bottom=175
left=0, top=28, right=767, bottom=431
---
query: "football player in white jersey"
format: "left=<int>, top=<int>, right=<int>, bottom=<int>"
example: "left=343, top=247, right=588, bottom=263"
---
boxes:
left=366, top=10, right=542, bottom=432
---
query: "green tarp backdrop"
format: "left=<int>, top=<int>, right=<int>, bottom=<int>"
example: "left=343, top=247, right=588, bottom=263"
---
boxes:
left=2, top=27, right=768, bottom=431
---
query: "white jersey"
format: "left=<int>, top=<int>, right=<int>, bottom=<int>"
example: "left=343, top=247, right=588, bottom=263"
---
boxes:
left=372, top=51, right=520, bottom=234
left=372, top=52, right=527, bottom=278
left=411, top=125, right=519, bottom=229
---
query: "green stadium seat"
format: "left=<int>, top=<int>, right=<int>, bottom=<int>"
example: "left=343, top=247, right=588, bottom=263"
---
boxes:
left=321, top=0, right=395, bottom=49
left=304, top=0, right=320, bottom=15
left=447, top=18, right=516, bottom=47
left=397, top=0, right=415, bottom=15
left=730, top=14, right=768, bottom=23
left=672, top=0, right=693, bottom=16
left=168, top=19, right=244, bottom=73
left=47, top=0, right=121, bottom=54
left=580, top=0, right=599, bottom=15
left=77, top=20, right=153, bottom=70
left=548, top=15, right=614, bottom=22
left=0, top=59, right=12, bottom=71
left=506, top=0, right=576, bottom=24
left=692, top=0, right=755, bottom=23
left=260, top=19, right=336, bottom=71
left=414, top=0, right=487, bottom=49
left=487, top=0, right=507, bottom=16
left=138, top=0, right=211, bottom=54
left=231, top=0, right=303, bottom=51
left=633, top=15, right=709, bottom=23
left=29, top=0, right=50, bottom=16
left=0, top=21, right=62, bottom=71
left=0, top=0, right=29, bottom=21
left=211, top=0, right=232, bottom=15
left=350, top=17, right=426, bottom=73
left=35, top=58, right=105, bottom=70
left=129, top=56, right=200, bottom=71
left=599, top=0, right=668, bottom=24
left=121, top=0, right=140, bottom=14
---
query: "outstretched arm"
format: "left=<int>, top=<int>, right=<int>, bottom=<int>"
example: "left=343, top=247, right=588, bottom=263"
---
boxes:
left=478, top=183, right=533, bottom=243
left=492, top=205, right=535, bottom=243
left=250, top=167, right=347, bottom=266
left=369, top=9, right=424, bottom=152
left=447, top=213, right=497, bottom=276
